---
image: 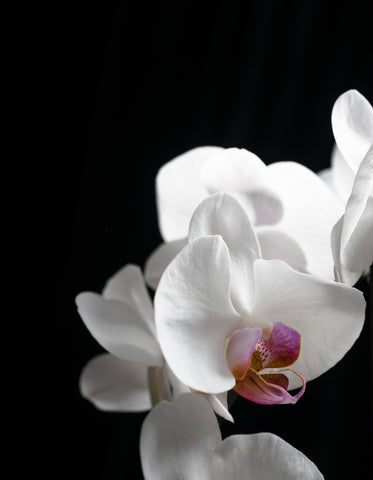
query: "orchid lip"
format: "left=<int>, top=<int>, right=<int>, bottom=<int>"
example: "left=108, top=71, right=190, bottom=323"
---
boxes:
left=227, top=321, right=306, bottom=405
left=240, top=367, right=306, bottom=405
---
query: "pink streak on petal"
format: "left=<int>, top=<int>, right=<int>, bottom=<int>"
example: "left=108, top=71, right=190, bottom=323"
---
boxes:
left=234, top=369, right=306, bottom=405
left=226, top=327, right=262, bottom=380
left=256, top=321, right=301, bottom=369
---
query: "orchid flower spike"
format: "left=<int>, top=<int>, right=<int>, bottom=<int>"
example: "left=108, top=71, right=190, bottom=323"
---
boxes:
left=155, top=193, right=366, bottom=409
left=76, top=265, right=232, bottom=420
left=147, top=146, right=344, bottom=290
left=140, top=392, right=324, bottom=480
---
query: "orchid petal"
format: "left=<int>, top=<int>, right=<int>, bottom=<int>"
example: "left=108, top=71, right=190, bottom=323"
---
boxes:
left=318, top=167, right=334, bottom=191
left=319, top=147, right=355, bottom=206
left=345, top=198, right=373, bottom=275
left=156, top=146, right=223, bottom=241
left=103, top=264, right=155, bottom=336
left=155, top=235, right=241, bottom=394
left=205, top=392, right=234, bottom=423
left=200, top=147, right=283, bottom=226
left=341, top=145, right=373, bottom=275
left=140, top=393, right=220, bottom=480
left=79, top=353, right=152, bottom=412
left=165, top=364, right=190, bottom=398
left=330, top=145, right=355, bottom=204
left=252, top=259, right=366, bottom=389
left=332, top=146, right=373, bottom=284
left=144, top=239, right=187, bottom=290
left=141, top=393, right=324, bottom=480
left=212, top=432, right=324, bottom=479
left=331, top=216, right=344, bottom=283
left=332, top=89, right=373, bottom=171
left=256, top=228, right=308, bottom=273
left=76, top=292, right=164, bottom=366
left=189, top=193, right=261, bottom=314
left=268, top=161, right=344, bottom=279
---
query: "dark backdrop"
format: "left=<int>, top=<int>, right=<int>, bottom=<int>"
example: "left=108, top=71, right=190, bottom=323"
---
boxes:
left=56, top=2, right=372, bottom=478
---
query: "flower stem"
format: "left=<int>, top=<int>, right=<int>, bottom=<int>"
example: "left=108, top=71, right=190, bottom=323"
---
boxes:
left=148, top=366, right=172, bottom=407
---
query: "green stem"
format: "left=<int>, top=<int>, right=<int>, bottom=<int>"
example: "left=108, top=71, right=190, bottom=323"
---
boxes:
left=148, top=366, right=172, bottom=407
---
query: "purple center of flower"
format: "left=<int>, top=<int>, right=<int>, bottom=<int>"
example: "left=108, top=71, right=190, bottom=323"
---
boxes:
left=226, top=322, right=305, bottom=405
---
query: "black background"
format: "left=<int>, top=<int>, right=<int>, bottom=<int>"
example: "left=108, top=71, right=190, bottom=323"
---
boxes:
left=56, top=2, right=372, bottom=478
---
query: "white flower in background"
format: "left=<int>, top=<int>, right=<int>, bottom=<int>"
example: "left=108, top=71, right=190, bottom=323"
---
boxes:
left=76, top=264, right=232, bottom=420
left=320, top=89, right=373, bottom=205
left=331, top=145, right=373, bottom=285
left=146, top=145, right=344, bottom=290
left=140, top=392, right=324, bottom=480
left=155, top=193, right=365, bottom=405
left=319, top=90, right=373, bottom=285
left=155, top=146, right=283, bottom=242
left=76, top=265, right=184, bottom=412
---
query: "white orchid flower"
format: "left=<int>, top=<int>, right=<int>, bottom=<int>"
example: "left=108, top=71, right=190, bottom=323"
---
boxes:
left=155, top=193, right=365, bottom=406
left=318, top=90, right=373, bottom=284
left=76, top=264, right=232, bottom=420
left=319, top=89, right=373, bottom=205
left=146, top=146, right=344, bottom=290
left=155, top=146, right=283, bottom=242
left=331, top=144, right=373, bottom=285
left=140, top=392, right=324, bottom=480
left=76, top=264, right=185, bottom=412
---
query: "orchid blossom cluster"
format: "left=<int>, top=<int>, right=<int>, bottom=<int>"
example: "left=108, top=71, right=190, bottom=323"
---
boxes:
left=76, top=89, right=372, bottom=479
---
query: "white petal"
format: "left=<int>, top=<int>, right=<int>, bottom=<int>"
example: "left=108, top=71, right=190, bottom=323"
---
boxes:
left=340, top=145, right=373, bottom=276
left=140, top=393, right=220, bottom=480
left=76, top=292, right=164, bottom=366
left=140, top=393, right=323, bottom=480
left=330, top=145, right=355, bottom=204
left=79, top=353, right=152, bottom=412
left=156, top=146, right=223, bottom=241
left=332, top=89, right=373, bottom=171
left=189, top=193, right=261, bottom=314
left=212, top=432, right=324, bottom=479
left=331, top=216, right=344, bottom=283
left=165, top=364, right=190, bottom=398
left=252, top=259, right=366, bottom=389
left=155, top=236, right=241, bottom=394
left=102, top=264, right=155, bottom=336
left=144, top=239, right=187, bottom=290
left=318, top=167, right=334, bottom=191
left=318, top=149, right=353, bottom=206
left=257, top=228, right=308, bottom=273
left=201, top=147, right=283, bottom=226
left=205, top=392, right=234, bottom=423
left=343, top=198, right=373, bottom=281
left=268, top=161, right=344, bottom=279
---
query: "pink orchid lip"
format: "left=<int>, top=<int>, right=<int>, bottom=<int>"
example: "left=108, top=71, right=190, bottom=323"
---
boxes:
left=226, top=327, right=262, bottom=381
left=226, top=322, right=306, bottom=405
left=234, top=368, right=306, bottom=406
